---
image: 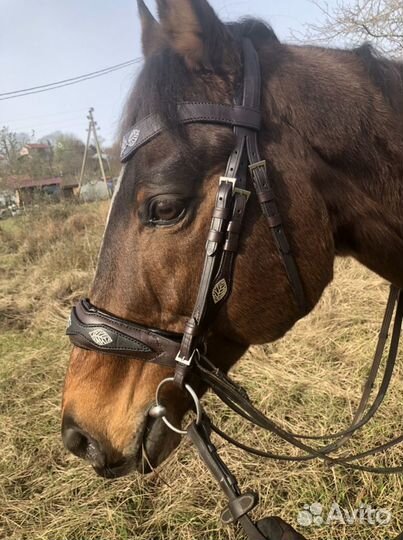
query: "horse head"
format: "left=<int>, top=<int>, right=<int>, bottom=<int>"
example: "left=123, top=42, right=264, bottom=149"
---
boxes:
left=62, top=0, right=348, bottom=478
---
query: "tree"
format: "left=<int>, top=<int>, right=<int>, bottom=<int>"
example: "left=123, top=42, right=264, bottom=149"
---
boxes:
left=304, top=0, right=403, bottom=58
left=104, top=142, right=122, bottom=177
left=40, top=132, right=85, bottom=178
left=0, top=127, right=30, bottom=175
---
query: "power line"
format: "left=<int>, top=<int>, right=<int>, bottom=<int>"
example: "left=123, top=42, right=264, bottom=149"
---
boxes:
left=1, top=107, right=89, bottom=125
left=0, top=59, right=139, bottom=96
left=0, top=59, right=142, bottom=101
left=1, top=101, right=119, bottom=126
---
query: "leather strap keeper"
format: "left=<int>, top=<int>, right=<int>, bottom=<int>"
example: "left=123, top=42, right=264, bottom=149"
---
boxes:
left=208, top=230, right=225, bottom=243
left=266, top=214, right=283, bottom=228
left=213, top=207, right=232, bottom=220
left=257, top=189, right=275, bottom=204
left=184, top=319, right=202, bottom=337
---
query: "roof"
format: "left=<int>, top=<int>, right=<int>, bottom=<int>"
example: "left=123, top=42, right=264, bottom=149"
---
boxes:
left=25, top=143, right=50, bottom=150
left=61, top=177, right=79, bottom=188
left=5, top=176, right=63, bottom=189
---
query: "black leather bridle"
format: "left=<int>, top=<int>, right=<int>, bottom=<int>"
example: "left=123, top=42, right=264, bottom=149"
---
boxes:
left=67, top=38, right=307, bottom=376
left=67, top=38, right=403, bottom=540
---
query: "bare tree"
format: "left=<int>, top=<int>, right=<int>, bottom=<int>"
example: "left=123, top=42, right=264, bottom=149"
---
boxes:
left=0, top=127, right=30, bottom=175
left=104, top=142, right=122, bottom=177
left=41, top=132, right=85, bottom=178
left=304, top=0, right=403, bottom=57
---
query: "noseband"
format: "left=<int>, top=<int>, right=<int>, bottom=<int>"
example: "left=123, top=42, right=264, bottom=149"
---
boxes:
left=67, top=38, right=403, bottom=540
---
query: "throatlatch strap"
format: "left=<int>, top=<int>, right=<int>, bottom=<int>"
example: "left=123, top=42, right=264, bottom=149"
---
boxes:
left=247, top=136, right=308, bottom=315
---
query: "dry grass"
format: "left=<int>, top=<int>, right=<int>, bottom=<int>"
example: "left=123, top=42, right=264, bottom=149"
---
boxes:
left=0, top=201, right=402, bottom=540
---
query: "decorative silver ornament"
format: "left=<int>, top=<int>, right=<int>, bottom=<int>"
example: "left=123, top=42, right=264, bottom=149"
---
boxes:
left=89, top=328, right=113, bottom=346
left=212, top=279, right=228, bottom=304
left=127, top=128, right=140, bottom=147
left=121, top=128, right=140, bottom=157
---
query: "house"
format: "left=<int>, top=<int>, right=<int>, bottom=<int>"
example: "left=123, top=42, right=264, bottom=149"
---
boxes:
left=5, top=175, right=81, bottom=206
left=19, top=143, right=52, bottom=159
left=61, top=177, right=80, bottom=198
left=5, top=176, right=63, bottom=206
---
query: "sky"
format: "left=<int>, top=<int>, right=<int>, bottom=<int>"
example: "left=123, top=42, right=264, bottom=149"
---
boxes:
left=0, top=0, right=337, bottom=146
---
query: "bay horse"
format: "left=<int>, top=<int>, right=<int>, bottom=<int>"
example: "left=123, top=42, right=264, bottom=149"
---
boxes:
left=62, top=0, right=403, bottom=536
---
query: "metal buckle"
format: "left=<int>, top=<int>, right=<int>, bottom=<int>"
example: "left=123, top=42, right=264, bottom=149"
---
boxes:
left=219, top=176, right=251, bottom=201
left=220, top=176, right=237, bottom=188
left=248, top=159, right=267, bottom=173
left=175, top=348, right=199, bottom=367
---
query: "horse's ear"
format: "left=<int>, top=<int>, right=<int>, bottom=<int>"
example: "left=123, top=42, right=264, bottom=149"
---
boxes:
left=137, top=0, right=165, bottom=58
left=156, top=0, right=229, bottom=70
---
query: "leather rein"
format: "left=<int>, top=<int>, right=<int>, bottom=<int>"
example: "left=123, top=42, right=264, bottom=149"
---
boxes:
left=67, top=38, right=403, bottom=539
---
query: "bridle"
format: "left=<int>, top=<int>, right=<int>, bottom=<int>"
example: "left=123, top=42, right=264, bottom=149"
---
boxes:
left=67, top=39, right=403, bottom=540
left=68, top=38, right=307, bottom=373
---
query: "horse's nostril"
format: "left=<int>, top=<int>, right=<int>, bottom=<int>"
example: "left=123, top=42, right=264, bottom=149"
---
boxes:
left=62, top=419, right=106, bottom=468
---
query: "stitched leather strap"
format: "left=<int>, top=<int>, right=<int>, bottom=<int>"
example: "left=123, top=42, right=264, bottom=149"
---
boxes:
left=174, top=181, right=235, bottom=386
left=67, top=299, right=180, bottom=367
left=120, top=102, right=261, bottom=162
left=247, top=141, right=308, bottom=315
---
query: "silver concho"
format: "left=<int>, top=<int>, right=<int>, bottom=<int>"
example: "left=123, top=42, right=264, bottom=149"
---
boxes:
left=212, top=279, right=228, bottom=304
left=121, top=128, right=140, bottom=157
left=89, top=328, right=113, bottom=346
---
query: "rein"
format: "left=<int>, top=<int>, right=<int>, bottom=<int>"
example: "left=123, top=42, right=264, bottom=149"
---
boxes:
left=67, top=38, right=403, bottom=540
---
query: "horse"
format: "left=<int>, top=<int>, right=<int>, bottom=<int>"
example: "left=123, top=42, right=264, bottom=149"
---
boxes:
left=61, top=0, right=403, bottom=535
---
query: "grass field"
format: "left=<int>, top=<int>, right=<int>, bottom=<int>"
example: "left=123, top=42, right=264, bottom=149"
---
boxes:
left=1, top=201, right=402, bottom=540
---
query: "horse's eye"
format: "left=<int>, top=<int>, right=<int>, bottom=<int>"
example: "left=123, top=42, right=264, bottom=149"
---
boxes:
left=148, top=198, right=186, bottom=225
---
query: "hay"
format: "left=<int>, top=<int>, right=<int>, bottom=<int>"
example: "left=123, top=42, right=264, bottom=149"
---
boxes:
left=0, top=202, right=402, bottom=540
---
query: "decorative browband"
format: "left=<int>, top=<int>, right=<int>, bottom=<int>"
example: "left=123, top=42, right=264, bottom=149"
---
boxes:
left=120, top=102, right=261, bottom=162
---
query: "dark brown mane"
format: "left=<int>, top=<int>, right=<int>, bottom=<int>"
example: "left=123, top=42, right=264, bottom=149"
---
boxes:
left=354, top=43, right=403, bottom=114
left=120, top=18, right=278, bottom=139
left=121, top=18, right=403, bottom=146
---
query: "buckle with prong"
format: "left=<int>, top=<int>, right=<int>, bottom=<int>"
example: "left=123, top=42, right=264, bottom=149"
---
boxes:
left=175, top=348, right=200, bottom=367
left=219, top=177, right=251, bottom=201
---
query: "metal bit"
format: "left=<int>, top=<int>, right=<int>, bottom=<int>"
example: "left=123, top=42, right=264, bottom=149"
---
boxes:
left=148, top=404, right=167, bottom=419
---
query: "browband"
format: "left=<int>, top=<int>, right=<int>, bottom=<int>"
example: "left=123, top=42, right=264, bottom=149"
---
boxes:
left=120, top=102, right=261, bottom=162
left=67, top=299, right=180, bottom=367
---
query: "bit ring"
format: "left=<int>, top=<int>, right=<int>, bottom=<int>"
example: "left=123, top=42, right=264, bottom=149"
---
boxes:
left=155, top=377, right=202, bottom=435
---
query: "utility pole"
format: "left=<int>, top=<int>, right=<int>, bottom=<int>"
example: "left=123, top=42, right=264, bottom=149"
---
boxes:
left=78, top=107, right=110, bottom=197
left=78, top=122, right=91, bottom=191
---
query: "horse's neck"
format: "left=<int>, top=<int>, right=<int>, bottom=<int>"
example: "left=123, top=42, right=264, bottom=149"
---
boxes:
left=268, top=44, right=403, bottom=288
left=328, top=172, right=403, bottom=288
left=324, top=63, right=403, bottom=288
left=310, top=57, right=403, bottom=287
